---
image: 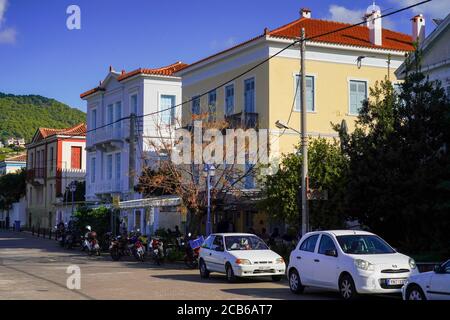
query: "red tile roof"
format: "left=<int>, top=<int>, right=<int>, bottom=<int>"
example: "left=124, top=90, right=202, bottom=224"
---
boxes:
left=268, top=18, right=414, bottom=51
left=80, top=62, right=187, bottom=99
left=180, top=17, right=414, bottom=73
left=4, top=153, right=27, bottom=162
left=117, top=61, right=188, bottom=81
left=36, top=123, right=87, bottom=142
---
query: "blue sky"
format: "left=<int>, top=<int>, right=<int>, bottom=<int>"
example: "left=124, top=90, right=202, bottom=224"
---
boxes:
left=0, top=0, right=448, bottom=111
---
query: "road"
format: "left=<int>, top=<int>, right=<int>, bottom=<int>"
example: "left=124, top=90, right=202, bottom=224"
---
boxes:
left=0, top=230, right=398, bottom=300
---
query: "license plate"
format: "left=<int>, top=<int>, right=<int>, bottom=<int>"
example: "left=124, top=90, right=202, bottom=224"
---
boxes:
left=258, top=266, right=271, bottom=270
left=387, top=278, right=406, bottom=286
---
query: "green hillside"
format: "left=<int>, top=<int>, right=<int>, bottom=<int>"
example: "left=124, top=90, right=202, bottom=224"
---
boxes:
left=0, top=92, right=86, bottom=143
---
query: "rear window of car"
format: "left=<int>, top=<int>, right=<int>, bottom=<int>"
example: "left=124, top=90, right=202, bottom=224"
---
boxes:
left=299, top=234, right=319, bottom=252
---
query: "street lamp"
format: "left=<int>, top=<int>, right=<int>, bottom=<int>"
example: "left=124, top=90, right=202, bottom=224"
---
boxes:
left=275, top=119, right=309, bottom=236
left=203, top=164, right=216, bottom=236
left=68, top=181, right=77, bottom=218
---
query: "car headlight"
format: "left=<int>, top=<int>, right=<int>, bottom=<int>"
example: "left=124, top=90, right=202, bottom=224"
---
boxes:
left=235, top=259, right=251, bottom=265
left=354, top=259, right=375, bottom=271
left=409, top=258, right=416, bottom=269
left=275, top=258, right=284, bottom=264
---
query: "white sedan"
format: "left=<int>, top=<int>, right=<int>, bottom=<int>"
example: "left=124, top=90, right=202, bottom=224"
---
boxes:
left=402, top=259, right=450, bottom=300
left=198, top=233, right=286, bottom=282
left=287, top=230, right=419, bottom=299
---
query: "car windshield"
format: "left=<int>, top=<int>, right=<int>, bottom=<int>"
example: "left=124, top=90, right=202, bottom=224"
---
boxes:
left=336, top=235, right=396, bottom=255
left=225, top=235, right=269, bottom=251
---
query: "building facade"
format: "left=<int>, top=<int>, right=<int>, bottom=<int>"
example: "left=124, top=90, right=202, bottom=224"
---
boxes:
left=25, top=123, right=86, bottom=229
left=176, top=7, right=417, bottom=234
left=0, top=154, right=26, bottom=175
left=396, top=13, right=450, bottom=96
left=80, top=62, right=185, bottom=233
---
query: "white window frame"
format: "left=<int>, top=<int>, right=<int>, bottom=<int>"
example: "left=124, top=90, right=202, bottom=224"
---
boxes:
left=293, top=73, right=317, bottom=113
left=347, top=78, right=369, bottom=116
left=191, top=95, right=201, bottom=116
left=129, top=93, right=138, bottom=116
left=159, top=94, right=176, bottom=125
left=243, top=76, right=256, bottom=113
left=90, top=157, right=96, bottom=183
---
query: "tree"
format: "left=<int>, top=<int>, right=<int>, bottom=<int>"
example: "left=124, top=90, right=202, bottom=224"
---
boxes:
left=0, top=169, right=26, bottom=211
left=338, top=67, right=450, bottom=255
left=261, top=138, right=349, bottom=231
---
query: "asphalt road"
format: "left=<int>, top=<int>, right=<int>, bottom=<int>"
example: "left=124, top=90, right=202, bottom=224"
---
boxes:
left=0, top=230, right=399, bottom=300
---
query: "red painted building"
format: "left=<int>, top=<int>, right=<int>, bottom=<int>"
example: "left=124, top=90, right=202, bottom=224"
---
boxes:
left=26, top=123, right=86, bottom=229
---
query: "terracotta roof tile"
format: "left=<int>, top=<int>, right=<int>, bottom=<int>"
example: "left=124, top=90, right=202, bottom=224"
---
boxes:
left=268, top=18, right=414, bottom=51
left=117, top=61, right=188, bottom=81
left=37, top=123, right=86, bottom=140
left=4, top=153, right=27, bottom=162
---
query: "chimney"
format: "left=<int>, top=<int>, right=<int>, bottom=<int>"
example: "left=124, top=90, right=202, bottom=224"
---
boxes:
left=300, top=8, right=311, bottom=19
left=367, top=8, right=382, bottom=46
left=412, top=14, right=425, bottom=44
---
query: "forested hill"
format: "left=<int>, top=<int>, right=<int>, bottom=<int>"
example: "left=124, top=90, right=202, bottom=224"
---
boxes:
left=0, top=92, right=86, bottom=142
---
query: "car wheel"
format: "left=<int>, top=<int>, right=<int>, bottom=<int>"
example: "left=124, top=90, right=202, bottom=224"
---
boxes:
left=339, top=274, right=358, bottom=300
left=226, top=264, right=236, bottom=283
left=406, top=285, right=426, bottom=300
left=289, top=269, right=305, bottom=294
left=199, top=259, right=210, bottom=279
left=272, top=275, right=283, bottom=282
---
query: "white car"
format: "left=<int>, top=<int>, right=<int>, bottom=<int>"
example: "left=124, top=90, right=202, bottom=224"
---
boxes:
left=198, top=233, right=286, bottom=282
left=402, top=259, right=450, bottom=300
left=287, top=230, right=419, bottom=299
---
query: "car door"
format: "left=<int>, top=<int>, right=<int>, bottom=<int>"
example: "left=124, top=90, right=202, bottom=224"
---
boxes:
left=201, top=235, right=215, bottom=270
left=295, top=234, right=320, bottom=285
left=313, top=234, right=340, bottom=289
left=209, top=235, right=226, bottom=273
left=428, top=260, right=450, bottom=300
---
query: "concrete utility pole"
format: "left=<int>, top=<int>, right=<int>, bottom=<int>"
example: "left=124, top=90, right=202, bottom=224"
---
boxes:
left=300, top=28, right=309, bottom=236
left=128, top=113, right=137, bottom=198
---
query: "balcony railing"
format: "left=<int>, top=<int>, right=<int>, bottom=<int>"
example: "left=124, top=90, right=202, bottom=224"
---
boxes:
left=88, top=178, right=127, bottom=195
left=87, top=124, right=128, bottom=147
left=26, top=168, right=45, bottom=181
left=225, top=112, right=259, bottom=129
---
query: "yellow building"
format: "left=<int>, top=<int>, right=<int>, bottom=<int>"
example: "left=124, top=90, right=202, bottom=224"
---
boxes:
left=176, top=8, right=416, bottom=233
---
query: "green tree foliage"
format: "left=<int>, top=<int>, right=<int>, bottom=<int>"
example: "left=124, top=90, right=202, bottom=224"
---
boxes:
left=0, top=169, right=26, bottom=210
left=261, top=138, right=349, bottom=231
left=339, top=72, right=450, bottom=255
left=0, top=92, right=86, bottom=142
left=73, top=206, right=111, bottom=237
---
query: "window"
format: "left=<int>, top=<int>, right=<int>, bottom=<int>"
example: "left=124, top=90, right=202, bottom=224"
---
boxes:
left=318, top=235, right=337, bottom=255
left=90, top=157, right=96, bottom=183
left=244, top=78, right=255, bottom=113
left=115, top=153, right=121, bottom=180
left=115, top=101, right=122, bottom=129
left=106, top=154, right=113, bottom=180
left=299, top=234, right=319, bottom=252
left=49, top=147, right=54, bottom=172
left=244, top=161, right=255, bottom=189
left=160, top=95, right=176, bottom=125
left=192, top=96, right=200, bottom=115
left=211, top=236, right=224, bottom=251
left=49, top=184, right=53, bottom=202
left=295, top=75, right=315, bottom=112
left=29, top=152, right=33, bottom=169
left=107, top=104, right=114, bottom=125
left=130, top=94, right=138, bottom=115
left=91, top=109, right=97, bottom=129
left=349, top=80, right=367, bottom=115
left=202, top=235, right=214, bottom=249
left=225, top=84, right=234, bottom=115
left=71, top=146, right=82, bottom=169
left=208, top=90, right=216, bottom=121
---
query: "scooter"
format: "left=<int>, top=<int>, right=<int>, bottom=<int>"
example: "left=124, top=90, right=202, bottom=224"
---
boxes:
left=150, top=237, right=164, bottom=265
left=82, top=226, right=101, bottom=256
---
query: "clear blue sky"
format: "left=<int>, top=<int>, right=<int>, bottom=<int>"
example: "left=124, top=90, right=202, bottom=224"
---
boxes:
left=0, top=0, right=448, bottom=111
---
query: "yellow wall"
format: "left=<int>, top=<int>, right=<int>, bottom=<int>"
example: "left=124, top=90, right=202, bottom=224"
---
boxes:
left=269, top=56, right=398, bottom=155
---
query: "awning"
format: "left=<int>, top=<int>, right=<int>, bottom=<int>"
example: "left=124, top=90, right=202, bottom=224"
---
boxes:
left=117, top=195, right=181, bottom=209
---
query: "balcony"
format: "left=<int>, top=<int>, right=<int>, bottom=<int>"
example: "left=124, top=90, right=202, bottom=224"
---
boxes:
left=87, top=124, right=128, bottom=151
left=91, top=178, right=127, bottom=195
left=26, top=168, right=45, bottom=183
left=225, top=112, right=259, bottom=129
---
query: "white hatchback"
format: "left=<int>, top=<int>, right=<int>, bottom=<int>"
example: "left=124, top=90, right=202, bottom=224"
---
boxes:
left=198, top=233, right=286, bottom=282
left=402, top=259, right=450, bottom=300
left=287, top=230, right=419, bottom=299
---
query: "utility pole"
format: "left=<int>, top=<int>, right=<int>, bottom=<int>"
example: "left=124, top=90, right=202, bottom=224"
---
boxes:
left=300, top=27, right=309, bottom=236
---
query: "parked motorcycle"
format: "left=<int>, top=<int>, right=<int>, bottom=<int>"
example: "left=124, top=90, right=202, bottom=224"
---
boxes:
left=184, top=233, right=202, bottom=269
left=150, top=237, right=164, bottom=265
left=81, top=226, right=101, bottom=256
left=64, top=229, right=75, bottom=249
left=129, top=230, right=147, bottom=262
left=55, top=223, right=66, bottom=247
left=109, top=234, right=130, bottom=261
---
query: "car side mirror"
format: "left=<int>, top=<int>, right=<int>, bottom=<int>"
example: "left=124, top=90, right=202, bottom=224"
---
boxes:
left=325, top=249, right=338, bottom=257
left=434, top=264, right=444, bottom=274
